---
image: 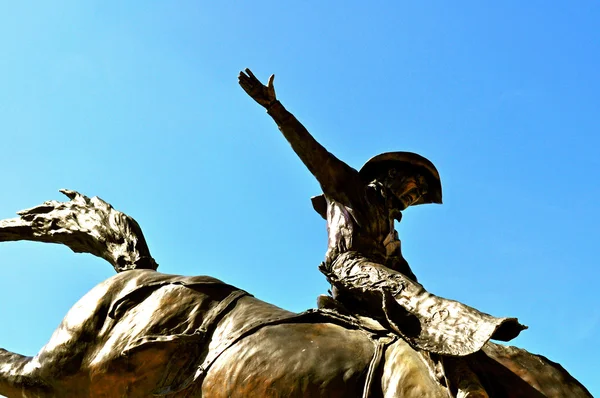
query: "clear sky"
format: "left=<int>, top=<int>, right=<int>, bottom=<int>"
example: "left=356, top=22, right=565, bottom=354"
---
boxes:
left=0, top=1, right=598, bottom=395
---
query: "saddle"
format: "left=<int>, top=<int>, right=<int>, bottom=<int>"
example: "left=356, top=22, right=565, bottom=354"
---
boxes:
left=151, top=290, right=397, bottom=396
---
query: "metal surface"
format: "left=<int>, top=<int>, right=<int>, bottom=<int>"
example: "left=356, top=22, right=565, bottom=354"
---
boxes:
left=239, top=69, right=525, bottom=356
left=0, top=258, right=586, bottom=397
left=0, top=70, right=591, bottom=396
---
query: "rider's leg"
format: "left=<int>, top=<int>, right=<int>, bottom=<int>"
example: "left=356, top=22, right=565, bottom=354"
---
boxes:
left=381, top=340, right=448, bottom=398
left=443, top=356, right=489, bottom=398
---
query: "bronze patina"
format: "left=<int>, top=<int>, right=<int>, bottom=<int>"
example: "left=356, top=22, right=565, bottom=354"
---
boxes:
left=0, top=72, right=592, bottom=397
left=238, top=69, right=525, bottom=358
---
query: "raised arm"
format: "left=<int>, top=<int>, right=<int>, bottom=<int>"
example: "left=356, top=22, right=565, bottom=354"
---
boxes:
left=238, top=69, right=360, bottom=197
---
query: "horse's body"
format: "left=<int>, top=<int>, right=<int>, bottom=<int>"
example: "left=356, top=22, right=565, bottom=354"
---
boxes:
left=0, top=269, right=593, bottom=397
left=0, top=270, right=447, bottom=398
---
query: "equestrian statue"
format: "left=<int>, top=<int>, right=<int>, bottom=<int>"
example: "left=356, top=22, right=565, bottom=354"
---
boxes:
left=0, top=70, right=591, bottom=397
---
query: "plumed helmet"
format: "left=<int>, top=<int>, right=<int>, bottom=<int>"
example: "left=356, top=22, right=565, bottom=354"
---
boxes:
left=359, top=151, right=442, bottom=206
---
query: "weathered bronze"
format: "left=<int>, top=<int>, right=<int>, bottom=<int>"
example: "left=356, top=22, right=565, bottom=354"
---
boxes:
left=0, top=71, right=592, bottom=397
left=238, top=69, right=526, bottom=359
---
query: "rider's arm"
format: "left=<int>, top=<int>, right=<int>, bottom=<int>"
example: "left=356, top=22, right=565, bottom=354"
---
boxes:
left=239, top=69, right=360, bottom=197
left=266, top=100, right=359, bottom=195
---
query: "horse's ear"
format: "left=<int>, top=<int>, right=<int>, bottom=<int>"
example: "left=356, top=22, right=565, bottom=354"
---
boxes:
left=311, top=195, right=327, bottom=220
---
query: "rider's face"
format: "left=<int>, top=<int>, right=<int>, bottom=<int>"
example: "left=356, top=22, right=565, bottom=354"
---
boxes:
left=384, top=169, right=427, bottom=211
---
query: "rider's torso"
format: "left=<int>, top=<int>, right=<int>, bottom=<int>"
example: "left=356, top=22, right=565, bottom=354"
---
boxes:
left=324, top=183, right=397, bottom=265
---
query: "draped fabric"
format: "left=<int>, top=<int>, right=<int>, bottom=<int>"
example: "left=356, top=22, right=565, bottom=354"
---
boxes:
left=322, top=251, right=527, bottom=357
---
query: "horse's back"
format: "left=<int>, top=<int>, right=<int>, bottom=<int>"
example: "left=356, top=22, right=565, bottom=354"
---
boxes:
left=203, top=298, right=376, bottom=397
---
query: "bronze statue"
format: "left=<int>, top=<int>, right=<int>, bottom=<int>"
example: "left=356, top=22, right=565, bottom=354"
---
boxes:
left=238, top=69, right=524, bottom=357
left=0, top=71, right=592, bottom=397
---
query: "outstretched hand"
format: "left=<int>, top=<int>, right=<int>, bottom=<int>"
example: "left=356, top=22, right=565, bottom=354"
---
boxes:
left=238, top=68, right=277, bottom=108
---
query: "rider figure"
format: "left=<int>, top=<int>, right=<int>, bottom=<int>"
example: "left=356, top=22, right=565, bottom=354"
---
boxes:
left=239, top=69, right=525, bottom=357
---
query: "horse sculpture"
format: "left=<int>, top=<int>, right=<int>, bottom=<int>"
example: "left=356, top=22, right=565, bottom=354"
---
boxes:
left=0, top=190, right=592, bottom=397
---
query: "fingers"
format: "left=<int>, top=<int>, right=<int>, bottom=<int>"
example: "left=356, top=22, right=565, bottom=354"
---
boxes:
left=238, top=69, right=258, bottom=86
left=238, top=69, right=276, bottom=106
left=238, top=70, right=250, bottom=83
left=238, top=69, right=259, bottom=85
left=245, top=68, right=257, bottom=79
left=239, top=68, right=266, bottom=86
left=238, top=77, right=253, bottom=92
left=238, top=71, right=255, bottom=94
left=266, top=74, right=276, bottom=100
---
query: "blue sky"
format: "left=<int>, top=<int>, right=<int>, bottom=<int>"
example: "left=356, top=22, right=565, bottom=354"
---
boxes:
left=0, top=1, right=598, bottom=395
